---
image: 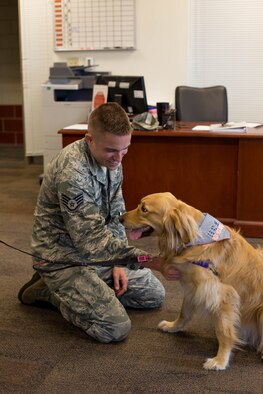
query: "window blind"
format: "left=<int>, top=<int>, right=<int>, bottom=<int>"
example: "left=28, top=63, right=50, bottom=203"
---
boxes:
left=188, top=0, right=263, bottom=122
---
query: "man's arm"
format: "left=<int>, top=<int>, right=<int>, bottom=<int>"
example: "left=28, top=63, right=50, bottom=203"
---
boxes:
left=58, top=180, right=145, bottom=264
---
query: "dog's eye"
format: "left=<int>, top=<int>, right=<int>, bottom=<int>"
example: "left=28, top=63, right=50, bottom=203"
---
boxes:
left=141, top=206, right=148, bottom=213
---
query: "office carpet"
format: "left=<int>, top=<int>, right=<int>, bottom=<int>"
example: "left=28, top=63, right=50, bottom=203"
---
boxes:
left=0, top=146, right=263, bottom=393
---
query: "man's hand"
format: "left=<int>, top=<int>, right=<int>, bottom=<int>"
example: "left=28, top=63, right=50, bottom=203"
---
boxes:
left=162, top=265, right=181, bottom=281
left=112, top=267, right=128, bottom=297
left=143, top=256, right=181, bottom=281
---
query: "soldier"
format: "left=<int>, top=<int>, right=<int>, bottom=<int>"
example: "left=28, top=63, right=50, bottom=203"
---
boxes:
left=18, top=102, right=179, bottom=343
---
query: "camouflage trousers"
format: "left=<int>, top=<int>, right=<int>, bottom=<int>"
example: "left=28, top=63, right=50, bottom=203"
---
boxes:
left=40, top=266, right=165, bottom=343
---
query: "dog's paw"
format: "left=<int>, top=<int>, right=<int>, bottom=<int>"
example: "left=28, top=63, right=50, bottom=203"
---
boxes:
left=203, top=357, right=228, bottom=371
left=158, top=320, right=178, bottom=333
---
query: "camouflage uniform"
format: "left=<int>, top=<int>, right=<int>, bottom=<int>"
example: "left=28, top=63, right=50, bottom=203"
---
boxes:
left=32, top=138, right=165, bottom=342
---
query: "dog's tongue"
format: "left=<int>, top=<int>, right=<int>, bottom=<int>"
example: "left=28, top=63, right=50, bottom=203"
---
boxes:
left=128, top=229, right=144, bottom=240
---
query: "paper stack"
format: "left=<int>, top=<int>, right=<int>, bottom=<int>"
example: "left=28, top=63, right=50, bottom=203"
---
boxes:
left=210, top=122, right=246, bottom=132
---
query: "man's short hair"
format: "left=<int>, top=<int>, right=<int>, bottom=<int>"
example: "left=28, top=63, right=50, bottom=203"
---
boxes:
left=88, top=102, right=132, bottom=136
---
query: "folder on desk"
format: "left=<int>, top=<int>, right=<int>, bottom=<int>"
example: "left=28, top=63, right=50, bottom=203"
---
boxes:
left=210, top=122, right=246, bottom=132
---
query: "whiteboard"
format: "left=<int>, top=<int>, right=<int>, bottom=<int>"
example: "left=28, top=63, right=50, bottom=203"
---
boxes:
left=53, top=0, right=136, bottom=51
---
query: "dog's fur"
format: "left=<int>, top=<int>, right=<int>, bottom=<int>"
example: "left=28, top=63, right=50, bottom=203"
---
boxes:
left=122, top=192, right=263, bottom=370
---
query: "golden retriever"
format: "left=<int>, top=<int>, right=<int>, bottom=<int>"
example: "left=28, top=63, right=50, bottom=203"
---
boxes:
left=122, top=192, right=263, bottom=370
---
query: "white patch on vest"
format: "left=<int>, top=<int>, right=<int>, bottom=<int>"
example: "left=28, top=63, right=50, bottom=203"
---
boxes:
left=187, top=213, right=230, bottom=246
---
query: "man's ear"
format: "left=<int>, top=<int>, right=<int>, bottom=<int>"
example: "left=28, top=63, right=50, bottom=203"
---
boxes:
left=85, top=133, right=92, bottom=144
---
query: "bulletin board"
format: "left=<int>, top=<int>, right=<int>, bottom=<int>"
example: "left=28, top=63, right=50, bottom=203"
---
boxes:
left=53, top=0, right=136, bottom=51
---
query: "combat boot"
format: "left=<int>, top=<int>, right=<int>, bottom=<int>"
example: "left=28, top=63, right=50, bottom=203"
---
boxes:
left=18, top=271, right=54, bottom=307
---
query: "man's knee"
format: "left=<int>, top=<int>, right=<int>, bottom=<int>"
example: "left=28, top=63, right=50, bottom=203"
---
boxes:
left=86, top=317, right=132, bottom=343
left=59, top=298, right=131, bottom=343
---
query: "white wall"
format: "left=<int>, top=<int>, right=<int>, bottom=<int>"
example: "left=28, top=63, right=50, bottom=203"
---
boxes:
left=19, top=0, right=190, bottom=156
left=52, top=0, right=189, bottom=106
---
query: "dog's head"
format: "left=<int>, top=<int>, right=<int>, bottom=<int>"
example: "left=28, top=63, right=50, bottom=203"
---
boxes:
left=122, top=192, right=203, bottom=254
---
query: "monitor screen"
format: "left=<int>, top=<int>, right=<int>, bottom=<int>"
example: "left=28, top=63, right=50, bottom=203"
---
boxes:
left=96, top=75, right=148, bottom=115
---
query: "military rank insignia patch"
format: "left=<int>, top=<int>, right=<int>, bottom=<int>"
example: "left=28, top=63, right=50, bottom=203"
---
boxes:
left=61, top=193, right=84, bottom=211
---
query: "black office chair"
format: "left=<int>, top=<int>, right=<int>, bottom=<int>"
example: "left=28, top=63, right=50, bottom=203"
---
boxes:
left=175, top=85, right=228, bottom=122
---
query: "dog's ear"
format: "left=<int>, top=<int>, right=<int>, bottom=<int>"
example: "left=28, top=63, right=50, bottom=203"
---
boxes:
left=161, top=204, right=200, bottom=253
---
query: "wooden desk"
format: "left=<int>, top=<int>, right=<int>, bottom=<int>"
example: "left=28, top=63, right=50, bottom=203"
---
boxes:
left=58, top=122, right=263, bottom=237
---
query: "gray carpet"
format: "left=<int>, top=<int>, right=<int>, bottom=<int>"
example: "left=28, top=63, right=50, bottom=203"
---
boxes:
left=1, top=146, right=263, bottom=393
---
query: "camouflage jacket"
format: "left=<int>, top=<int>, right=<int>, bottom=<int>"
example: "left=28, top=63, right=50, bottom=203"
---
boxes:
left=32, top=138, right=145, bottom=271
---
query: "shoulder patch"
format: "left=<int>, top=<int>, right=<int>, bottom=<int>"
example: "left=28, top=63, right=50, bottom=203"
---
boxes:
left=61, top=193, right=84, bottom=211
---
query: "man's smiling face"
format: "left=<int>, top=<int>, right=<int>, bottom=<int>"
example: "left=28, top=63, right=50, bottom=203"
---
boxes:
left=86, top=131, right=131, bottom=170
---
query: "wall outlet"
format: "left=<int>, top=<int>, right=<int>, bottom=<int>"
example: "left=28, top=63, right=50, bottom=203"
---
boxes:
left=85, top=57, right=94, bottom=67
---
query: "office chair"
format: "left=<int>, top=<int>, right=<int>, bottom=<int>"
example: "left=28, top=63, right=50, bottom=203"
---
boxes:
left=175, top=85, right=228, bottom=122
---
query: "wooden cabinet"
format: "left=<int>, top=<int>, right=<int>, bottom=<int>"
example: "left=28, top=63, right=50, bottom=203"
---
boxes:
left=59, top=123, right=263, bottom=237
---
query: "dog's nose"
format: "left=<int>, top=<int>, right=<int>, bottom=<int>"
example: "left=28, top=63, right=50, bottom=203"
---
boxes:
left=119, top=215, right=124, bottom=224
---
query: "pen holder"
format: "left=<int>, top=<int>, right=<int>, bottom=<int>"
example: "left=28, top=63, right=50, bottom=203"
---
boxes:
left=157, top=102, right=170, bottom=127
left=162, top=109, right=176, bottom=130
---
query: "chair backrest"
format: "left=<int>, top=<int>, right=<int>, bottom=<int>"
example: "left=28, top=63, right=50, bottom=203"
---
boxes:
left=175, top=85, right=228, bottom=122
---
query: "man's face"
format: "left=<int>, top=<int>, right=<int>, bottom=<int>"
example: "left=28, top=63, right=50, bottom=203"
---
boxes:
left=86, top=131, right=131, bottom=170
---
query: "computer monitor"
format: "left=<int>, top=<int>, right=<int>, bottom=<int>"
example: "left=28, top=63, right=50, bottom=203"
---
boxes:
left=96, top=75, right=148, bottom=115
